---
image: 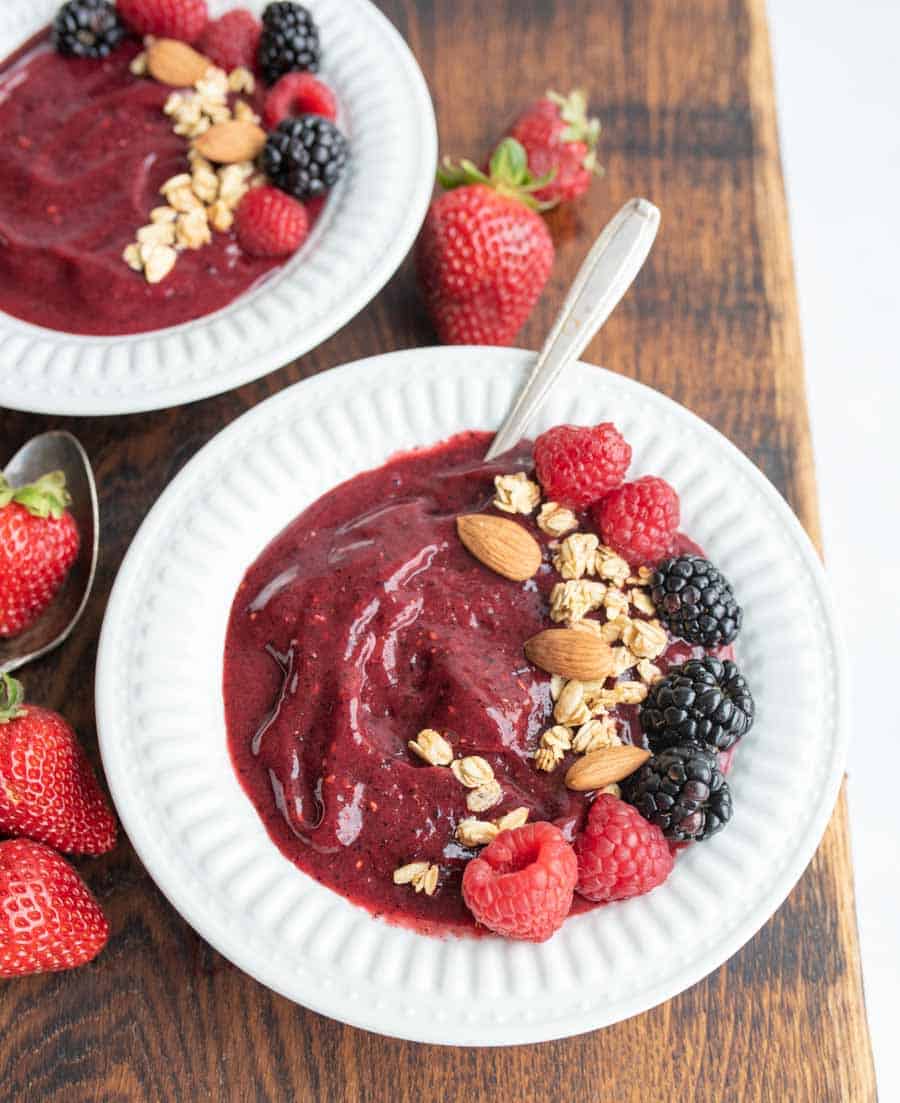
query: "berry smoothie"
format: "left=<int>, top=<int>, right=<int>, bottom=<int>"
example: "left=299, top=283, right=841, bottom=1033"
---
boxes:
left=223, top=432, right=724, bottom=935
left=0, top=33, right=280, bottom=336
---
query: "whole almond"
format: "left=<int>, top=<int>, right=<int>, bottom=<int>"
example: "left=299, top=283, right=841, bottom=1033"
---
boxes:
left=456, top=514, right=542, bottom=581
left=524, top=628, right=617, bottom=681
left=564, top=744, right=651, bottom=791
left=147, top=39, right=212, bottom=86
left=194, top=120, right=268, bottom=164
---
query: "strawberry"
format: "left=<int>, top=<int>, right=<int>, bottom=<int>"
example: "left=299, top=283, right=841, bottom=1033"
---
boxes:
left=0, top=839, right=109, bottom=977
left=197, top=9, right=261, bottom=72
left=0, top=470, right=79, bottom=638
left=507, top=89, right=602, bottom=206
left=116, top=0, right=208, bottom=43
left=235, top=185, right=309, bottom=257
left=0, top=675, right=117, bottom=855
left=415, top=139, right=555, bottom=346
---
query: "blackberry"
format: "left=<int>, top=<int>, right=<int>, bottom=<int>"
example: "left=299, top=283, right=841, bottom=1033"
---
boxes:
left=624, top=742, right=732, bottom=842
left=52, top=0, right=124, bottom=59
left=258, top=2, right=321, bottom=85
left=651, top=555, right=742, bottom=646
left=641, top=656, right=754, bottom=753
left=263, top=117, right=349, bottom=200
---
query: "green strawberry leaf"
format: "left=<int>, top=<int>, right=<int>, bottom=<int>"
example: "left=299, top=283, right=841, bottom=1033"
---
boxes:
left=8, top=470, right=71, bottom=520
left=0, top=674, right=26, bottom=724
left=438, top=138, right=558, bottom=211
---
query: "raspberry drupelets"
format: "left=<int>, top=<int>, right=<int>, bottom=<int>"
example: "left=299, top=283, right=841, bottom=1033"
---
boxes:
left=263, top=72, right=338, bottom=129
left=117, top=0, right=208, bottom=42
left=533, top=423, right=631, bottom=508
left=462, top=822, right=577, bottom=941
left=594, top=475, right=680, bottom=565
left=197, top=9, right=261, bottom=72
left=235, top=186, right=309, bottom=257
left=575, top=793, right=674, bottom=903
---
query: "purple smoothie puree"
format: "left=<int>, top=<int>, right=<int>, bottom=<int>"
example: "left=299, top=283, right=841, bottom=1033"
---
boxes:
left=223, top=432, right=735, bottom=935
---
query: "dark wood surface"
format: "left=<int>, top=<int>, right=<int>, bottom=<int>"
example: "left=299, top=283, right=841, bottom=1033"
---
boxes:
left=0, top=0, right=876, bottom=1099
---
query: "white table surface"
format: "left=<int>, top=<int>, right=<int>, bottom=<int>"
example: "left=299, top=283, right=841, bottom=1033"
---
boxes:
left=768, top=1, right=900, bottom=1095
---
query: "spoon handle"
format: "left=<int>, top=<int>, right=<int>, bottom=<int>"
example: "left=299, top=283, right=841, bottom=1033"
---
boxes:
left=485, top=197, right=661, bottom=460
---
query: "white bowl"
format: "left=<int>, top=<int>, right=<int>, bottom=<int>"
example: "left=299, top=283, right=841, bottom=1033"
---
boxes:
left=96, top=348, right=848, bottom=1045
left=0, top=0, right=436, bottom=415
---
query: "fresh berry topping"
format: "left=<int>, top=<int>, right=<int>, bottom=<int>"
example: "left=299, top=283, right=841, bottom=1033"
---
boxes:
left=641, top=657, right=754, bottom=754
left=593, top=475, right=679, bottom=565
left=258, top=1, right=320, bottom=85
left=0, top=471, right=80, bottom=639
left=262, top=116, right=349, bottom=200
left=508, top=89, right=602, bottom=206
left=623, top=742, right=733, bottom=842
left=0, top=839, right=109, bottom=977
left=53, top=0, right=125, bottom=59
left=0, top=674, right=117, bottom=855
left=117, top=0, right=208, bottom=42
left=235, top=186, right=309, bottom=257
left=650, top=554, right=742, bottom=646
left=415, top=139, right=555, bottom=346
left=461, top=821, right=576, bottom=941
left=533, top=423, right=631, bottom=508
left=263, top=72, right=337, bottom=129
left=574, top=793, right=674, bottom=902
left=196, top=9, right=260, bottom=72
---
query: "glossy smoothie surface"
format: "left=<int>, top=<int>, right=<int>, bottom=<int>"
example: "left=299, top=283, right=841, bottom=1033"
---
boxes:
left=223, top=432, right=724, bottom=935
left=0, top=34, right=284, bottom=336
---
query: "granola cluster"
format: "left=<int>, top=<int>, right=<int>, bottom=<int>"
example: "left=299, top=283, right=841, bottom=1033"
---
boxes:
left=395, top=464, right=678, bottom=897
left=122, top=51, right=263, bottom=284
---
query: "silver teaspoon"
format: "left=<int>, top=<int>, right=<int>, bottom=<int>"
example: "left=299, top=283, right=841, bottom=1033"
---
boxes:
left=486, top=197, right=660, bottom=460
left=0, top=431, right=99, bottom=674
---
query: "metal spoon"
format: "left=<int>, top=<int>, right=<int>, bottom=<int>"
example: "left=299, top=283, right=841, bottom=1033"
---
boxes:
left=486, top=196, right=661, bottom=460
left=0, top=432, right=99, bottom=674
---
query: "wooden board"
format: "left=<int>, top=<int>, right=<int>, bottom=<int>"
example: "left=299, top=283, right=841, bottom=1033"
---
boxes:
left=0, top=0, right=876, bottom=1099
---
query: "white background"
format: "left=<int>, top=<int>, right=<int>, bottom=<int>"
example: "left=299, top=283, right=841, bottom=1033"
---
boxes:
left=768, top=1, right=900, bottom=1094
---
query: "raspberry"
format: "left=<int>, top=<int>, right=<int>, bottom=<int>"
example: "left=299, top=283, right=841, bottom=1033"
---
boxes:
left=197, top=9, right=260, bottom=71
left=461, top=822, right=576, bottom=941
left=263, top=72, right=337, bottom=130
left=593, top=475, right=679, bottom=564
left=235, top=186, right=309, bottom=257
left=117, top=0, right=207, bottom=42
left=574, top=793, right=674, bottom=903
left=533, top=423, right=631, bottom=509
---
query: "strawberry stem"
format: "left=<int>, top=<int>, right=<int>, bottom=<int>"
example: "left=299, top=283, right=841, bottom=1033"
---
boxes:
left=0, top=471, right=71, bottom=520
left=0, top=674, right=26, bottom=724
left=436, top=138, right=558, bottom=211
left=546, top=89, right=604, bottom=176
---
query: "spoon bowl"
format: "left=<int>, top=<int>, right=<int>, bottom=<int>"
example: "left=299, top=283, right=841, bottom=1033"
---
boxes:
left=0, top=431, right=99, bottom=674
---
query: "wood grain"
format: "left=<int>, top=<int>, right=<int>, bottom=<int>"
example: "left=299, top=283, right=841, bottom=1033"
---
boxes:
left=0, top=0, right=876, bottom=1099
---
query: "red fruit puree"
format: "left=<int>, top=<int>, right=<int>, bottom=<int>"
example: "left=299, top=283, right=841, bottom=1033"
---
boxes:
left=224, top=432, right=731, bottom=936
left=0, top=33, right=309, bottom=337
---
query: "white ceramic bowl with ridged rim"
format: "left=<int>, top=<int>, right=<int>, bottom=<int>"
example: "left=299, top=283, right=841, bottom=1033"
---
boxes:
left=96, top=348, right=848, bottom=1045
left=0, top=0, right=436, bottom=416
